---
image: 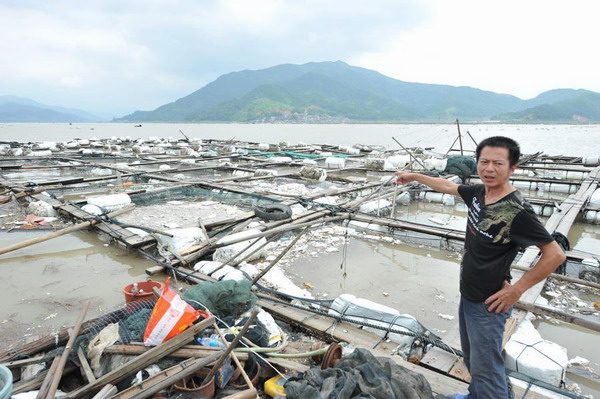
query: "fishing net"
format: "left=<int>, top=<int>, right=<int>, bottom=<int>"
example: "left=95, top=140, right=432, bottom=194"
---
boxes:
left=182, top=279, right=257, bottom=318
left=443, top=155, right=477, bottom=182
left=43, top=300, right=156, bottom=363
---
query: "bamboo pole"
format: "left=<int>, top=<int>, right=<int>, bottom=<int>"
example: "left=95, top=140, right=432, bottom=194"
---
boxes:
left=0, top=205, right=135, bottom=256
left=104, top=344, right=249, bottom=361
left=456, top=119, right=464, bottom=156
left=252, top=228, right=309, bottom=285
left=112, top=355, right=221, bottom=399
left=514, top=301, right=600, bottom=332
left=91, top=384, right=116, bottom=399
left=212, top=322, right=257, bottom=397
left=43, top=301, right=91, bottom=399
left=201, top=311, right=258, bottom=386
left=391, top=137, right=427, bottom=170
left=35, top=356, right=60, bottom=399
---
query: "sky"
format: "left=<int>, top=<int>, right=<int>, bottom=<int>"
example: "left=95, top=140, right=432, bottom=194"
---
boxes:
left=1, top=0, right=599, bottom=118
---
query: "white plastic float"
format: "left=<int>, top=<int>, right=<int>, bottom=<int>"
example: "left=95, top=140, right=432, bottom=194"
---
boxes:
left=156, top=227, right=206, bottom=258
left=212, top=228, right=267, bottom=263
left=504, top=318, right=568, bottom=387
left=418, top=192, right=456, bottom=206
left=85, top=193, right=132, bottom=213
left=328, top=294, right=427, bottom=356
left=325, top=157, right=345, bottom=168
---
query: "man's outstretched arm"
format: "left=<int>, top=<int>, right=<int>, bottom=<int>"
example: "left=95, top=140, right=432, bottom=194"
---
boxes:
left=395, top=171, right=460, bottom=196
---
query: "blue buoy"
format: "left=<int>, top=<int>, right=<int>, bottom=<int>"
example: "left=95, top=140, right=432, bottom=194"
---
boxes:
left=0, top=365, right=12, bottom=399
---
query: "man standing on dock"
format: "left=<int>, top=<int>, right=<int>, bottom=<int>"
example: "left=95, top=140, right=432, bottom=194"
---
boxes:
left=395, top=136, right=566, bottom=399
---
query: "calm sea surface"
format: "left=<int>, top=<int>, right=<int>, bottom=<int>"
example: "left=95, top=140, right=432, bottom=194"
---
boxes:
left=1, top=122, right=600, bottom=156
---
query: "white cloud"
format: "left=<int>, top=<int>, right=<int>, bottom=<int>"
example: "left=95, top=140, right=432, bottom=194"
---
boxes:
left=0, top=0, right=598, bottom=115
left=354, top=0, right=600, bottom=99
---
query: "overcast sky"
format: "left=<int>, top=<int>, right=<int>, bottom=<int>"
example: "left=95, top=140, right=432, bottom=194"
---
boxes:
left=1, top=0, right=599, bottom=118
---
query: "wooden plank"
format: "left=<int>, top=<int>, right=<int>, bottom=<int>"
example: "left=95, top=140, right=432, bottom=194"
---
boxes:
left=77, top=347, right=96, bottom=383
left=56, top=203, right=155, bottom=248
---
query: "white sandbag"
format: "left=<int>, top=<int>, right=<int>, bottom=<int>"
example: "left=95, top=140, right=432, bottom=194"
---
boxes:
left=194, top=260, right=225, bottom=274
left=359, top=199, right=392, bottom=214
left=423, top=158, right=447, bottom=171
left=589, top=188, right=600, bottom=208
left=504, top=319, right=568, bottom=386
left=259, top=265, right=314, bottom=300
left=87, top=193, right=131, bottom=212
left=90, top=167, right=112, bottom=176
left=347, top=147, right=360, bottom=155
left=314, top=196, right=338, bottom=205
left=156, top=227, right=206, bottom=257
left=32, top=141, right=56, bottom=150
left=254, top=169, right=278, bottom=177
left=151, top=146, right=166, bottom=154
left=220, top=269, right=248, bottom=282
left=213, top=228, right=267, bottom=263
left=258, top=143, right=270, bottom=151
left=81, top=204, right=104, bottom=215
left=275, top=183, right=310, bottom=196
left=582, top=156, right=599, bottom=166
left=395, top=191, right=411, bottom=205
left=257, top=308, right=283, bottom=346
left=29, top=150, right=53, bottom=157
left=386, top=155, right=411, bottom=168
left=269, top=156, right=292, bottom=163
left=211, top=265, right=235, bottom=280
left=325, top=157, right=345, bottom=168
left=419, top=191, right=455, bottom=206
left=289, top=203, right=307, bottom=216
left=238, top=262, right=259, bottom=278
left=299, top=165, right=327, bottom=183
left=233, top=170, right=253, bottom=177
left=27, top=200, right=57, bottom=217
left=365, top=158, right=387, bottom=171
left=87, top=323, right=120, bottom=377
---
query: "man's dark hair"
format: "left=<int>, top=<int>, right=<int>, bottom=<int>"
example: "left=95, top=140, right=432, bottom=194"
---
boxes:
left=475, top=136, right=520, bottom=166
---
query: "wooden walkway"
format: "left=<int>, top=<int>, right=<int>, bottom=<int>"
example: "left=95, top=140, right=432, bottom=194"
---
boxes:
left=34, top=195, right=155, bottom=248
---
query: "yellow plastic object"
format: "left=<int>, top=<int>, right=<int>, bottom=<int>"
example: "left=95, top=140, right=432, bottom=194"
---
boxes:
left=595, top=301, right=600, bottom=311
left=264, top=375, right=286, bottom=397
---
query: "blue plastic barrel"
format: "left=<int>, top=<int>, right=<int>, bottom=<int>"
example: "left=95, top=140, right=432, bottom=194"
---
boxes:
left=0, top=364, right=13, bottom=399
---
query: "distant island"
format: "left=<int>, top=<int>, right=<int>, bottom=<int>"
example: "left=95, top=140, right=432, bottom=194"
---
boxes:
left=116, top=61, right=600, bottom=123
left=0, top=95, right=103, bottom=123
left=3, top=62, right=599, bottom=123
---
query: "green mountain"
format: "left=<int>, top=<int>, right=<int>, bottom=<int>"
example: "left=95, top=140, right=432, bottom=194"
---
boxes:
left=495, top=90, right=600, bottom=122
left=191, top=73, right=419, bottom=121
left=115, top=61, right=598, bottom=122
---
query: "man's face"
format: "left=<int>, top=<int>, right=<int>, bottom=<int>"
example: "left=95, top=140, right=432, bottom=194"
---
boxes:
left=476, top=146, right=516, bottom=189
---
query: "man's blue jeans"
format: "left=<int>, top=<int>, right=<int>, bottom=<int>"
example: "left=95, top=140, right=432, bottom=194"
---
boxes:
left=459, top=296, right=512, bottom=399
